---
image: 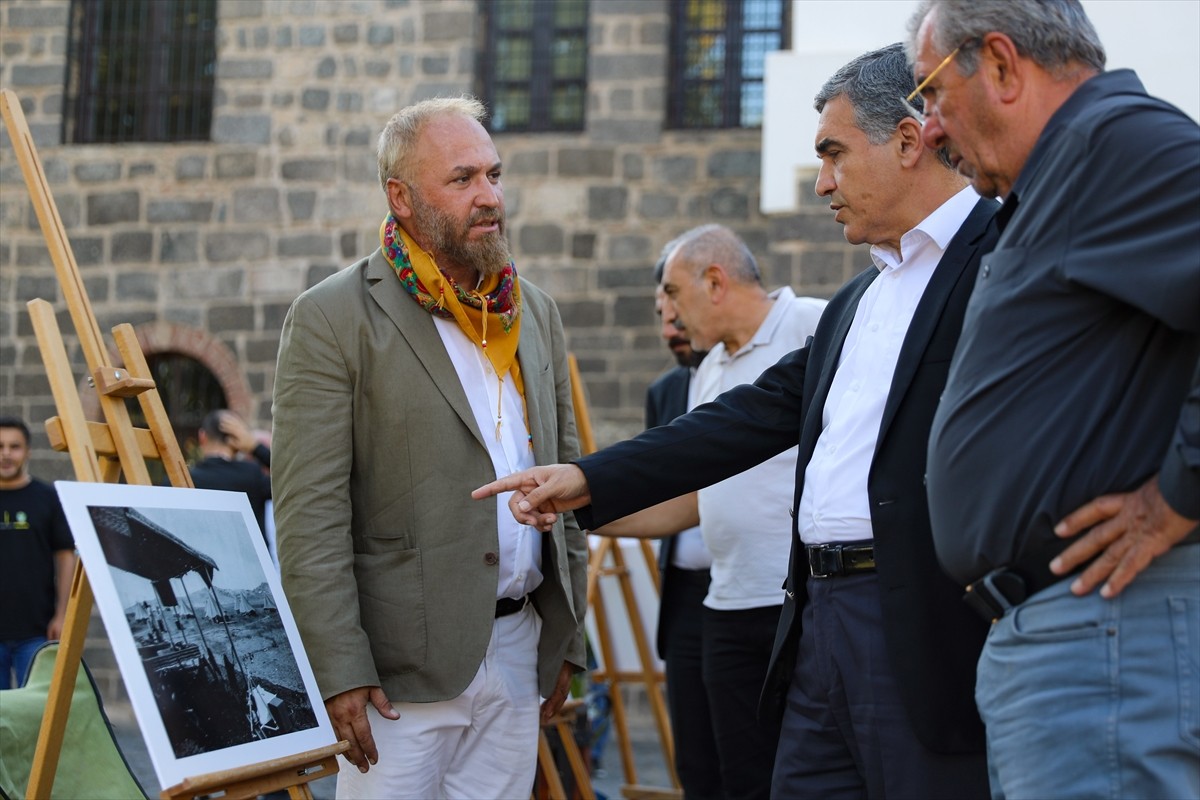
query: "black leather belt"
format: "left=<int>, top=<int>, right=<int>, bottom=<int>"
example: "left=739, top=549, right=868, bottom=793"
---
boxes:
left=495, top=595, right=529, bottom=618
left=806, top=542, right=876, bottom=578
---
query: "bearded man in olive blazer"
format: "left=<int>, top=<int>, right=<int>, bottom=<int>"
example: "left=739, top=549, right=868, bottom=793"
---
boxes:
left=272, top=97, right=587, bottom=799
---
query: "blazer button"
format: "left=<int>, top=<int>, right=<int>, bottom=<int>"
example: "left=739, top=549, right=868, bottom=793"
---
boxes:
left=484, top=552, right=499, bottom=566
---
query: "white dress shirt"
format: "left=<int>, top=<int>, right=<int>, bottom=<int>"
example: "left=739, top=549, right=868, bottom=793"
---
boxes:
left=692, top=287, right=827, bottom=610
left=799, top=186, right=979, bottom=545
left=434, top=315, right=540, bottom=600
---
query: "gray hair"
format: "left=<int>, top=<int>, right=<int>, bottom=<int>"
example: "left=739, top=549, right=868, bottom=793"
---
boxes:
left=667, top=224, right=760, bottom=285
left=377, top=96, right=488, bottom=190
left=815, top=43, right=926, bottom=142
left=815, top=43, right=952, bottom=168
left=907, top=0, right=1105, bottom=78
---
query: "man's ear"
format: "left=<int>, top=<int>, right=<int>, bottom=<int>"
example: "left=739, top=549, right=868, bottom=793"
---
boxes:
left=386, top=178, right=414, bottom=220
left=703, top=265, right=726, bottom=301
left=896, top=116, right=924, bottom=167
left=979, top=32, right=1024, bottom=103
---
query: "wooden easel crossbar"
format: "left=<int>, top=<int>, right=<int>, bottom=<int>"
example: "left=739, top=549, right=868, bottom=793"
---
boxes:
left=0, top=87, right=347, bottom=800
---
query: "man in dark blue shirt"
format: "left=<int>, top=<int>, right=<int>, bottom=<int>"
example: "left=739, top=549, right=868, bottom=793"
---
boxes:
left=909, top=1, right=1199, bottom=797
left=189, top=410, right=272, bottom=542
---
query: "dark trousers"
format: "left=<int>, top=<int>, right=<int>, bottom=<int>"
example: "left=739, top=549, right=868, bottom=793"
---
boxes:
left=771, top=572, right=988, bottom=799
left=660, top=567, right=723, bottom=800
left=703, top=604, right=784, bottom=800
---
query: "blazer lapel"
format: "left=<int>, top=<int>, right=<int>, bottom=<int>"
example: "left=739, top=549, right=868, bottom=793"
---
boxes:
left=365, top=249, right=486, bottom=447
left=516, top=312, right=554, bottom=466
left=876, top=199, right=998, bottom=444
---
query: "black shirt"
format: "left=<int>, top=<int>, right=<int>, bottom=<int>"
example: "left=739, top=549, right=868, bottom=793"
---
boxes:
left=927, top=70, right=1200, bottom=587
left=0, top=479, right=74, bottom=639
left=189, top=445, right=272, bottom=539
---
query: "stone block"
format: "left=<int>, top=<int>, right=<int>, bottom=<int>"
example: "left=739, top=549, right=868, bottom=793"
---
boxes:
left=422, top=55, right=450, bottom=75
left=115, top=272, right=159, bottom=301
left=129, top=162, right=154, bottom=178
left=8, top=5, right=70, bottom=26
left=558, top=148, right=615, bottom=178
left=172, top=154, right=205, bottom=180
left=587, top=186, right=627, bottom=221
left=336, top=92, right=364, bottom=113
left=245, top=336, right=281, bottom=364
left=278, top=233, right=333, bottom=258
left=301, top=89, right=331, bottom=111
left=219, top=59, right=273, bottom=79
left=607, top=235, right=652, bottom=262
left=571, top=233, right=596, bottom=260
left=591, top=54, right=666, bottom=81
left=769, top=212, right=848, bottom=245
left=9, top=64, right=62, bottom=87
left=367, top=24, right=395, bottom=46
left=216, top=152, right=257, bottom=179
left=424, top=10, right=473, bottom=42
left=282, top=158, right=337, bottom=181
left=637, top=192, right=677, bottom=219
left=610, top=88, right=634, bottom=112
left=653, top=155, right=697, bottom=183
left=591, top=0, right=665, bottom=15
left=74, top=162, right=121, bottom=182
left=83, top=275, right=109, bottom=303
left=232, top=188, right=281, bottom=223
left=586, top=119, right=661, bottom=144
left=212, top=114, right=271, bottom=145
left=204, top=232, right=269, bottom=263
left=554, top=299, right=606, bottom=327
left=707, top=150, right=760, bottom=179
left=160, top=231, right=199, bottom=263
left=365, top=59, right=391, bottom=78
left=111, top=232, right=153, bottom=263
left=208, top=304, right=256, bottom=333
left=599, top=266, right=652, bottom=289
left=510, top=150, right=549, bottom=176
left=518, top=224, right=565, bottom=256
left=14, top=244, right=50, bottom=267
left=333, top=24, right=359, bottom=44
left=307, top=265, right=340, bottom=288
left=799, top=249, right=849, bottom=286
left=70, top=236, right=104, bottom=266
left=147, top=200, right=214, bottom=224
left=299, top=26, right=326, bottom=46
left=622, top=153, right=644, bottom=180
left=262, top=302, right=293, bottom=332
left=710, top=188, right=749, bottom=220
left=288, top=191, right=317, bottom=221
left=86, top=191, right=139, bottom=225
left=16, top=275, right=58, bottom=302
left=316, top=56, right=337, bottom=79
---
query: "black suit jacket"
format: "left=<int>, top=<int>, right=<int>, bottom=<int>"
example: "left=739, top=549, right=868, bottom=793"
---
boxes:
left=644, top=365, right=698, bottom=656
left=576, top=198, right=999, bottom=753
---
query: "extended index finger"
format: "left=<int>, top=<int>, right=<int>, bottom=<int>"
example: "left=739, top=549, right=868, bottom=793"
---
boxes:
left=472, top=474, right=528, bottom=500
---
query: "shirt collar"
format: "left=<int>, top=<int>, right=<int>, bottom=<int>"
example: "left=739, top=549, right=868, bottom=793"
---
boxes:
left=870, top=185, right=980, bottom=272
left=1003, top=69, right=1144, bottom=228
left=722, top=285, right=797, bottom=360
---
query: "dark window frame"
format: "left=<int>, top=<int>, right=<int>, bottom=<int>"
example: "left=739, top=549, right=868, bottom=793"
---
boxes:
left=476, top=0, right=589, bottom=134
left=667, top=0, right=791, bottom=130
left=63, top=0, right=217, bottom=145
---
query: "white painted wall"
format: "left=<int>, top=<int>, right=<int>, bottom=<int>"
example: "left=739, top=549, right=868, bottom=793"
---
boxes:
left=762, top=0, right=1200, bottom=212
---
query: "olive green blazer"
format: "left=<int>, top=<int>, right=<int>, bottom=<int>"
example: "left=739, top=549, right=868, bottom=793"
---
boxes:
left=273, top=248, right=587, bottom=702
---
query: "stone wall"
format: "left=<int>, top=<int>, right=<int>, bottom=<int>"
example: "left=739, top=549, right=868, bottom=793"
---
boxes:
left=1, top=0, right=863, bottom=708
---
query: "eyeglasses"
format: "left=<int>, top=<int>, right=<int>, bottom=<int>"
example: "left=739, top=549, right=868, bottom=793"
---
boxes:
left=907, top=37, right=981, bottom=103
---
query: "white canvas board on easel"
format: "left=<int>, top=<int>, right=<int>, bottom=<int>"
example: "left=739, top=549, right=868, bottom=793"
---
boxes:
left=55, top=481, right=335, bottom=789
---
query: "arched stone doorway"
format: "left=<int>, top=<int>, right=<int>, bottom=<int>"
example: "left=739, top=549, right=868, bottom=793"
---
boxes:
left=80, top=322, right=252, bottom=478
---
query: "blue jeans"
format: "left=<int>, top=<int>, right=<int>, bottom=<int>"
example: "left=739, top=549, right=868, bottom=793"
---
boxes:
left=977, top=543, right=1200, bottom=800
left=0, top=636, right=47, bottom=690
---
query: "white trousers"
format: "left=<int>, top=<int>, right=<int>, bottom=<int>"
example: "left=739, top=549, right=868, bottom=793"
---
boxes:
left=335, top=604, right=542, bottom=800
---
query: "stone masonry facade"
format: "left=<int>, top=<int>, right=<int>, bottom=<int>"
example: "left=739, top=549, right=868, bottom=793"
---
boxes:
left=1, top=0, right=862, bottom=707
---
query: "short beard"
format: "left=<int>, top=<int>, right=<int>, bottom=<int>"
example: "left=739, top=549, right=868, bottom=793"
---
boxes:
left=409, top=188, right=511, bottom=277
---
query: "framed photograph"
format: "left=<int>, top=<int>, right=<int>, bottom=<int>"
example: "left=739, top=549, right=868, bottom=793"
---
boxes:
left=55, top=481, right=335, bottom=789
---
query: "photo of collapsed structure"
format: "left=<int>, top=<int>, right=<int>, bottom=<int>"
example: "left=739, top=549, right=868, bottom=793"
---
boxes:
left=86, top=505, right=319, bottom=758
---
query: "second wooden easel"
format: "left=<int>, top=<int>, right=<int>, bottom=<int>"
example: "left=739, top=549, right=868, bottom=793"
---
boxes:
left=1, top=87, right=347, bottom=800
left=568, top=358, right=682, bottom=799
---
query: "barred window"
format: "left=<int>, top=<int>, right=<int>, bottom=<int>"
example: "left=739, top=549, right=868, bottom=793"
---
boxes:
left=63, top=0, right=217, bottom=144
left=668, top=0, right=789, bottom=129
left=477, top=0, right=588, bottom=133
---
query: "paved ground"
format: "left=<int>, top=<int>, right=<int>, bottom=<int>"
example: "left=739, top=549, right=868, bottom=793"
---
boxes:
left=110, top=700, right=672, bottom=799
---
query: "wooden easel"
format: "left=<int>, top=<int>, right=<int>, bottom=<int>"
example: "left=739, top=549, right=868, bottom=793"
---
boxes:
left=567, top=358, right=681, bottom=799
left=1, top=87, right=348, bottom=799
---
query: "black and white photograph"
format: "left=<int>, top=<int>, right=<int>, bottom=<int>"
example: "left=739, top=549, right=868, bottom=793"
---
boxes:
left=55, top=481, right=335, bottom=789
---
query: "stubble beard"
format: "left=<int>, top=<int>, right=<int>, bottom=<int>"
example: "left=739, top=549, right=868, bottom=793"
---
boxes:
left=410, top=191, right=511, bottom=278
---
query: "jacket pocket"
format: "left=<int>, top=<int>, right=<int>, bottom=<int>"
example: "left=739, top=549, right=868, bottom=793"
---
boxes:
left=354, top=546, right=427, bottom=676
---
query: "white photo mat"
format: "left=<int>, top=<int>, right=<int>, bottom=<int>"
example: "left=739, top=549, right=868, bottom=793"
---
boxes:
left=55, top=481, right=335, bottom=789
